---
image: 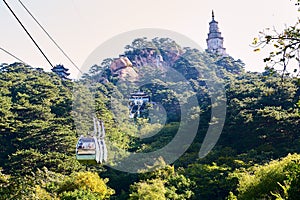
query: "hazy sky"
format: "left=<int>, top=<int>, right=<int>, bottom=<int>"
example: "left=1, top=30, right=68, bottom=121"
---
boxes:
left=0, top=0, right=299, bottom=78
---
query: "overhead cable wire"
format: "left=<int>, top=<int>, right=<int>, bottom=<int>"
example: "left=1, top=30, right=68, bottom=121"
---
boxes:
left=2, top=0, right=54, bottom=68
left=0, top=46, right=28, bottom=64
left=17, top=0, right=83, bottom=74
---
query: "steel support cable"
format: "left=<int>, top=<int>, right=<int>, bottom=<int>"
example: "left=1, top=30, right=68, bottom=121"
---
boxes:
left=0, top=46, right=28, bottom=64
left=17, top=0, right=83, bottom=74
left=3, top=0, right=54, bottom=68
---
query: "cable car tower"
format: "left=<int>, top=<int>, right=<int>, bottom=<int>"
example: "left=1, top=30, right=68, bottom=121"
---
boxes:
left=128, top=91, right=150, bottom=119
left=75, top=118, right=107, bottom=164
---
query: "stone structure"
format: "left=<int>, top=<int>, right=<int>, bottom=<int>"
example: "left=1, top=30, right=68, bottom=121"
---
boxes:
left=206, top=10, right=226, bottom=55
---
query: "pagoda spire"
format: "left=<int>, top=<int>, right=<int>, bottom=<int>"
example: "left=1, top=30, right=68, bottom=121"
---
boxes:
left=206, top=11, right=226, bottom=55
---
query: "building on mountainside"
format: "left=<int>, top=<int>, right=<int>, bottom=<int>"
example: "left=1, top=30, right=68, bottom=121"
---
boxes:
left=206, top=10, right=227, bottom=56
left=52, top=64, right=70, bottom=80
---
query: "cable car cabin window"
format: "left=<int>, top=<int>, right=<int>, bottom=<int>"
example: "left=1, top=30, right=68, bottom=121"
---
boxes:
left=77, top=138, right=96, bottom=155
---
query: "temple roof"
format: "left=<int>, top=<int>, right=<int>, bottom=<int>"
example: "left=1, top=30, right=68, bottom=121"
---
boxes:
left=52, top=64, right=69, bottom=71
left=52, top=64, right=71, bottom=80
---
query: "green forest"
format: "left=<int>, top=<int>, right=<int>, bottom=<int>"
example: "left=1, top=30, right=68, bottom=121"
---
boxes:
left=1, top=2, right=300, bottom=200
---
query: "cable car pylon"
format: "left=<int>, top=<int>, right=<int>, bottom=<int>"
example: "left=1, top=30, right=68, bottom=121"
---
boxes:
left=94, top=117, right=107, bottom=163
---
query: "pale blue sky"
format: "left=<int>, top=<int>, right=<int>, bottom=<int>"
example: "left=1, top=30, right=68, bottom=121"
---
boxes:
left=0, top=0, right=298, bottom=78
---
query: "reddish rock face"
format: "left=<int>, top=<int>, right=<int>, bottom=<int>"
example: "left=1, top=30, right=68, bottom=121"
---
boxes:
left=110, top=57, right=132, bottom=73
left=110, top=56, right=138, bottom=80
left=109, top=47, right=182, bottom=81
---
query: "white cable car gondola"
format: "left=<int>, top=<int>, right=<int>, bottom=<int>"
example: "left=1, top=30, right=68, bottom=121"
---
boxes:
left=128, top=91, right=150, bottom=118
left=76, top=135, right=100, bottom=164
left=75, top=118, right=107, bottom=164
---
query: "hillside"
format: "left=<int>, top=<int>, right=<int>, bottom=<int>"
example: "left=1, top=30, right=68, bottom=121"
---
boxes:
left=0, top=38, right=299, bottom=199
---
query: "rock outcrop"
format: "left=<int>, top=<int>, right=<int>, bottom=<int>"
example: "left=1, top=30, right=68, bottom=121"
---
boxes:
left=110, top=56, right=138, bottom=80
